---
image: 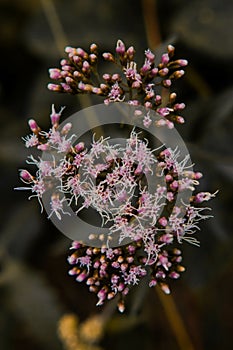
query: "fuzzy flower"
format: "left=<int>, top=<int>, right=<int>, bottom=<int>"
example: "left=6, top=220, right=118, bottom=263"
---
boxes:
left=16, top=103, right=216, bottom=312
left=16, top=40, right=217, bottom=313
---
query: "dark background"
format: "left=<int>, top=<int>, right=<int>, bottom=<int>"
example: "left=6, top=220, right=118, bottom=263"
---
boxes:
left=0, top=0, right=232, bottom=349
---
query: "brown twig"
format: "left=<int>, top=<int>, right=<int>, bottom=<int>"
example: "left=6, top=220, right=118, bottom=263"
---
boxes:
left=142, top=0, right=161, bottom=50
left=142, top=1, right=196, bottom=349
left=156, top=287, right=195, bottom=350
left=40, top=0, right=67, bottom=56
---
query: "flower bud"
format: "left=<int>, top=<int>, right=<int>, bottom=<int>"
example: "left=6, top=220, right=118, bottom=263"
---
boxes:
left=60, top=59, right=69, bottom=66
left=73, top=55, right=81, bottom=64
left=127, top=46, right=135, bottom=59
left=102, top=52, right=114, bottom=61
left=89, top=53, right=97, bottom=63
left=145, top=49, right=155, bottom=62
left=169, top=92, right=177, bottom=103
left=158, top=68, right=169, bottom=77
left=167, top=44, right=175, bottom=57
left=82, top=60, right=90, bottom=72
left=116, top=39, right=125, bottom=55
left=28, top=119, right=40, bottom=133
left=103, top=73, right=111, bottom=81
left=160, top=283, right=170, bottom=294
left=61, top=83, right=73, bottom=92
left=161, top=53, right=170, bottom=65
left=47, top=83, right=62, bottom=92
left=158, top=217, right=168, bottom=227
left=150, top=67, right=158, bottom=77
left=171, top=70, right=185, bottom=79
left=61, top=122, right=72, bottom=134
left=162, top=79, right=171, bottom=87
left=112, top=73, right=121, bottom=81
left=49, top=68, right=62, bottom=80
left=117, top=300, right=125, bottom=313
left=74, top=142, right=85, bottom=153
left=175, top=116, right=185, bottom=124
left=19, top=169, right=34, bottom=183
left=90, top=43, right=98, bottom=53
left=77, top=47, right=88, bottom=59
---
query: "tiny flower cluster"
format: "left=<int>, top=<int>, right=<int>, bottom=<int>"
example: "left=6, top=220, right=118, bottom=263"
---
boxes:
left=17, top=105, right=216, bottom=312
left=48, top=39, right=188, bottom=128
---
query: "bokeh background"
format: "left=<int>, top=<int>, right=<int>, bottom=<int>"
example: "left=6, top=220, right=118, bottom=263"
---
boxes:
left=0, top=0, right=233, bottom=349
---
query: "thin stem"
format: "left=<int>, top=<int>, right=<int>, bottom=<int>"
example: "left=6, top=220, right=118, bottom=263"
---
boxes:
left=142, top=0, right=161, bottom=50
left=40, top=0, right=67, bottom=56
left=142, top=2, right=196, bottom=349
left=156, top=287, right=195, bottom=350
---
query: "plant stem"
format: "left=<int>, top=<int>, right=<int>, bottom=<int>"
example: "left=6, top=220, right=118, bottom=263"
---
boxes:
left=156, top=287, right=195, bottom=350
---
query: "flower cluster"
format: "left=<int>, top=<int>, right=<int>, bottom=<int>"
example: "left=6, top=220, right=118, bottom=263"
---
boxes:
left=17, top=103, right=216, bottom=312
left=48, top=39, right=188, bottom=129
left=16, top=40, right=217, bottom=312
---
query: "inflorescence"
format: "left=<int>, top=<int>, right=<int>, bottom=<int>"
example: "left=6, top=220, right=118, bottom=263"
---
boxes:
left=17, top=40, right=216, bottom=312
left=48, top=39, right=188, bottom=129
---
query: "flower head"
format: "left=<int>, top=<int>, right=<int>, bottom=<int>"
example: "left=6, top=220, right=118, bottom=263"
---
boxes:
left=16, top=40, right=216, bottom=312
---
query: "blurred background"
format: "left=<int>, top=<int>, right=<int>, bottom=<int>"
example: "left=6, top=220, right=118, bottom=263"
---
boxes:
left=0, top=0, right=233, bottom=349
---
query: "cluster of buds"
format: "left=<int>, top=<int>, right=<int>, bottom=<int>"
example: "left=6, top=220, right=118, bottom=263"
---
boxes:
left=16, top=104, right=216, bottom=312
left=68, top=242, right=186, bottom=312
left=48, top=39, right=188, bottom=128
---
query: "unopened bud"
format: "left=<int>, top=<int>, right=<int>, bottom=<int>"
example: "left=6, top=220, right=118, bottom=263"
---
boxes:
left=103, top=73, right=111, bottom=81
left=28, top=119, right=40, bottom=133
left=160, top=283, right=170, bottom=294
left=176, top=265, right=185, bottom=272
left=112, top=73, right=121, bottom=81
left=167, top=44, right=175, bottom=57
left=158, top=68, right=169, bottom=77
left=60, top=59, right=69, bottom=66
left=76, top=272, right=88, bottom=282
left=49, top=68, right=62, bottom=80
left=82, top=60, right=90, bottom=72
left=19, top=169, right=34, bottom=183
left=47, top=83, right=62, bottom=92
left=150, top=67, right=158, bottom=77
left=100, top=83, right=108, bottom=92
left=155, top=94, right=162, bottom=105
left=132, top=81, right=141, bottom=89
left=74, top=142, right=85, bottom=152
left=117, top=300, right=125, bottom=313
left=116, top=39, right=125, bottom=55
left=176, top=116, right=185, bottom=124
left=89, top=53, right=97, bottom=63
left=77, top=47, right=88, bottom=59
left=161, top=53, right=170, bottom=65
left=158, top=217, right=168, bottom=227
left=73, top=55, right=81, bottom=64
left=127, top=46, right=135, bottom=59
left=162, top=79, right=171, bottom=87
left=171, top=70, right=185, bottom=79
left=61, top=122, right=72, bottom=134
left=102, top=52, right=114, bottom=61
left=90, top=43, right=98, bottom=53
left=145, top=49, right=155, bottom=62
